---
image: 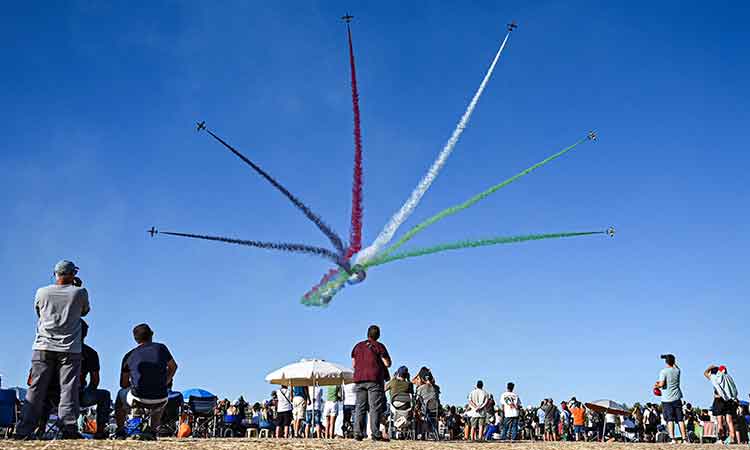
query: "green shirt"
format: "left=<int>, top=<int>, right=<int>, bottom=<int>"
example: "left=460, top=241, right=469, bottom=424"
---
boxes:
left=326, top=386, right=341, bottom=402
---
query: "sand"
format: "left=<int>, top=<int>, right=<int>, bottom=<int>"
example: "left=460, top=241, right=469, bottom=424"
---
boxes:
left=0, top=440, right=724, bottom=450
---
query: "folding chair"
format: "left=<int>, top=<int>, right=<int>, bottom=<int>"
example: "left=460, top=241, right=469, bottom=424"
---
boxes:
left=0, top=389, right=18, bottom=439
left=187, top=395, right=217, bottom=438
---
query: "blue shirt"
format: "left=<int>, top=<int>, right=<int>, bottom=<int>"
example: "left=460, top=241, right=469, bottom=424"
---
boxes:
left=121, top=342, right=174, bottom=400
left=658, top=366, right=683, bottom=402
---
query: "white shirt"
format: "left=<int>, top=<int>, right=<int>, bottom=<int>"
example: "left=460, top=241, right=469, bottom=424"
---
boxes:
left=500, top=391, right=521, bottom=418
left=468, top=388, right=489, bottom=418
left=276, top=387, right=293, bottom=412
left=343, top=383, right=357, bottom=406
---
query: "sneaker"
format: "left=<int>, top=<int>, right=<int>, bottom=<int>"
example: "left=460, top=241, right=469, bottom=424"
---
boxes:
left=354, top=435, right=364, bottom=441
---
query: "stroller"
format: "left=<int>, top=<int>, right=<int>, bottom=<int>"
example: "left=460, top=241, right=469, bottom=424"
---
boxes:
left=390, top=392, right=414, bottom=439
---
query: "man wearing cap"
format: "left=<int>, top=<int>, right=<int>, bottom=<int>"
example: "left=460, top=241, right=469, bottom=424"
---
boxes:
left=654, top=354, right=687, bottom=443
left=114, top=323, right=178, bottom=439
left=14, top=260, right=90, bottom=440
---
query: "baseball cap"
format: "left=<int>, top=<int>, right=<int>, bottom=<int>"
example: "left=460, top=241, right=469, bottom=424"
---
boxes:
left=54, top=260, right=79, bottom=275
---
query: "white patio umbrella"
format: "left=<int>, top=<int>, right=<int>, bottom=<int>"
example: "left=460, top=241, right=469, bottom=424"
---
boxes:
left=265, top=359, right=353, bottom=386
left=585, top=399, right=630, bottom=440
left=266, top=358, right=353, bottom=433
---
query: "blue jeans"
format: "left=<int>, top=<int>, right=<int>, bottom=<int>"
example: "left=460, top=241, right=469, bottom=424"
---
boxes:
left=501, top=417, right=519, bottom=440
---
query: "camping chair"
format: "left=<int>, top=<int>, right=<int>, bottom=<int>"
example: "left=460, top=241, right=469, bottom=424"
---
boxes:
left=390, top=392, right=414, bottom=439
left=0, top=389, right=18, bottom=438
left=129, top=398, right=168, bottom=440
left=187, top=395, right=217, bottom=438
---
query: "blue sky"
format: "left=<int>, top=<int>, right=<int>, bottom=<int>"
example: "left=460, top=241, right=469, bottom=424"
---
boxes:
left=1, top=1, right=748, bottom=408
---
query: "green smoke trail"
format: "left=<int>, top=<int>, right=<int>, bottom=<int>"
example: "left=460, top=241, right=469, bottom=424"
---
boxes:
left=365, top=231, right=605, bottom=268
left=377, top=134, right=593, bottom=259
left=302, top=229, right=607, bottom=306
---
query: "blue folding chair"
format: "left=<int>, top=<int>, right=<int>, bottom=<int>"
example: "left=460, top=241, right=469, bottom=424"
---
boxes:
left=0, top=389, right=18, bottom=438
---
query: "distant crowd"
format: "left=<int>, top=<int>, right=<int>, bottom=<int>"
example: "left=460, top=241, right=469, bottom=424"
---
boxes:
left=2, top=260, right=747, bottom=443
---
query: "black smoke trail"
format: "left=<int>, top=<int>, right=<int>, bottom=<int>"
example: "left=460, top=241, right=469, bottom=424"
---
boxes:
left=158, top=230, right=343, bottom=264
left=200, top=125, right=346, bottom=257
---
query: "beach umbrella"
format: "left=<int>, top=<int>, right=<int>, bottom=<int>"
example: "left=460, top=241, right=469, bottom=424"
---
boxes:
left=182, top=388, right=215, bottom=399
left=265, top=359, right=353, bottom=386
left=266, top=359, right=353, bottom=421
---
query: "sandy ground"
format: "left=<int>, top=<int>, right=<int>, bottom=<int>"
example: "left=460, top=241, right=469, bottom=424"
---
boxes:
left=0, top=440, right=729, bottom=450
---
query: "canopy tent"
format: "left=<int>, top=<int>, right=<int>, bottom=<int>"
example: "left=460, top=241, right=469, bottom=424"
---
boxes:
left=585, top=399, right=630, bottom=415
left=585, top=399, right=630, bottom=441
left=265, top=359, right=353, bottom=387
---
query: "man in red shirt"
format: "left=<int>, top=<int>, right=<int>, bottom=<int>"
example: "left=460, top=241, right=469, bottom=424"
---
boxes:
left=351, top=325, right=391, bottom=441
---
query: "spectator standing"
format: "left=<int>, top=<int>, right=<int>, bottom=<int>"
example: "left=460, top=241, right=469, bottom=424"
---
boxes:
left=499, top=382, right=521, bottom=441
left=306, top=385, right=323, bottom=437
left=643, top=403, right=660, bottom=441
left=274, top=385, right=293, bottom=438
left=704, top=364, right=739, bottom=444
left=571, top=402, right=586, bottom=441
left=467, top=380, right=489, bottom=441
left=541, top=399, right=559, bottom=441
left=291, top=385, right=309, bottom=437
left=560, top=401, right=572, bottom=440
left=654, top=354, right=687, bottom=442
left=351, top=325, right=391, bottom=441
left=15, top=260, right=90, bottom=440
left=323, top=384, right=341, bottom=439
left=341, top=382, right=357, bottom=437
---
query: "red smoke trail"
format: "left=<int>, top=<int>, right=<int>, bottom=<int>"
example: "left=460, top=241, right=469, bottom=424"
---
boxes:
left=345, top=23, right=364, bottom=259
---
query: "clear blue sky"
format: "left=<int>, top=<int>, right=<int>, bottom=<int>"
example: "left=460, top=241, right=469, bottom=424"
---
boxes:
left=1, top=1, right=748, bottom=408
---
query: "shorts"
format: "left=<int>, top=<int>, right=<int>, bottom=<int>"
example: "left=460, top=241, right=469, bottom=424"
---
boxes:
left=115, top=388, right=167, bottom=412
left=470, top=416, right=486, bottom=428
left=292, top=397, right=307, bottom=421
left=323, top=401, right=339, bottom=417
left=306, top=409, right=322, bottom=426
left=574, top=425, right=585, bottom=434
left=545, top=421, right=556, bottom=433
left=712, top=397, right=737, bottom=417
left=276, top=410, right=292, bottom=427
left=662, top=400, right=684, bottom=422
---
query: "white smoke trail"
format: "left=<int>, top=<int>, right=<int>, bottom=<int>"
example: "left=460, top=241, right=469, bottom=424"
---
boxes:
left=356, top=31, right=513, bottom=264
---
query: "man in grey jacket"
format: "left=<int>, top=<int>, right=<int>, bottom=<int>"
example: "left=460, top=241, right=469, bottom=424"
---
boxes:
left=14, top=260, right=90, bottom=440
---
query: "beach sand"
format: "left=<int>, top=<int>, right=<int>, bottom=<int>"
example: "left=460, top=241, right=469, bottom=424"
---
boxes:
left=0, top=440, right=723, bottom=450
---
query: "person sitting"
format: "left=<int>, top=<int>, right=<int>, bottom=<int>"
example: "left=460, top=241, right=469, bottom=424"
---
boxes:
left=386, top=367, right=414, bottom=434
left=386, top=366, right=414, bottom=400
left=114, top=324, right=178, bottom=440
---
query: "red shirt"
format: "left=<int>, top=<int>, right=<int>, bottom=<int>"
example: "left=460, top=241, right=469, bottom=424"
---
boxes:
left=351, top=339, right=390, bottom=383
